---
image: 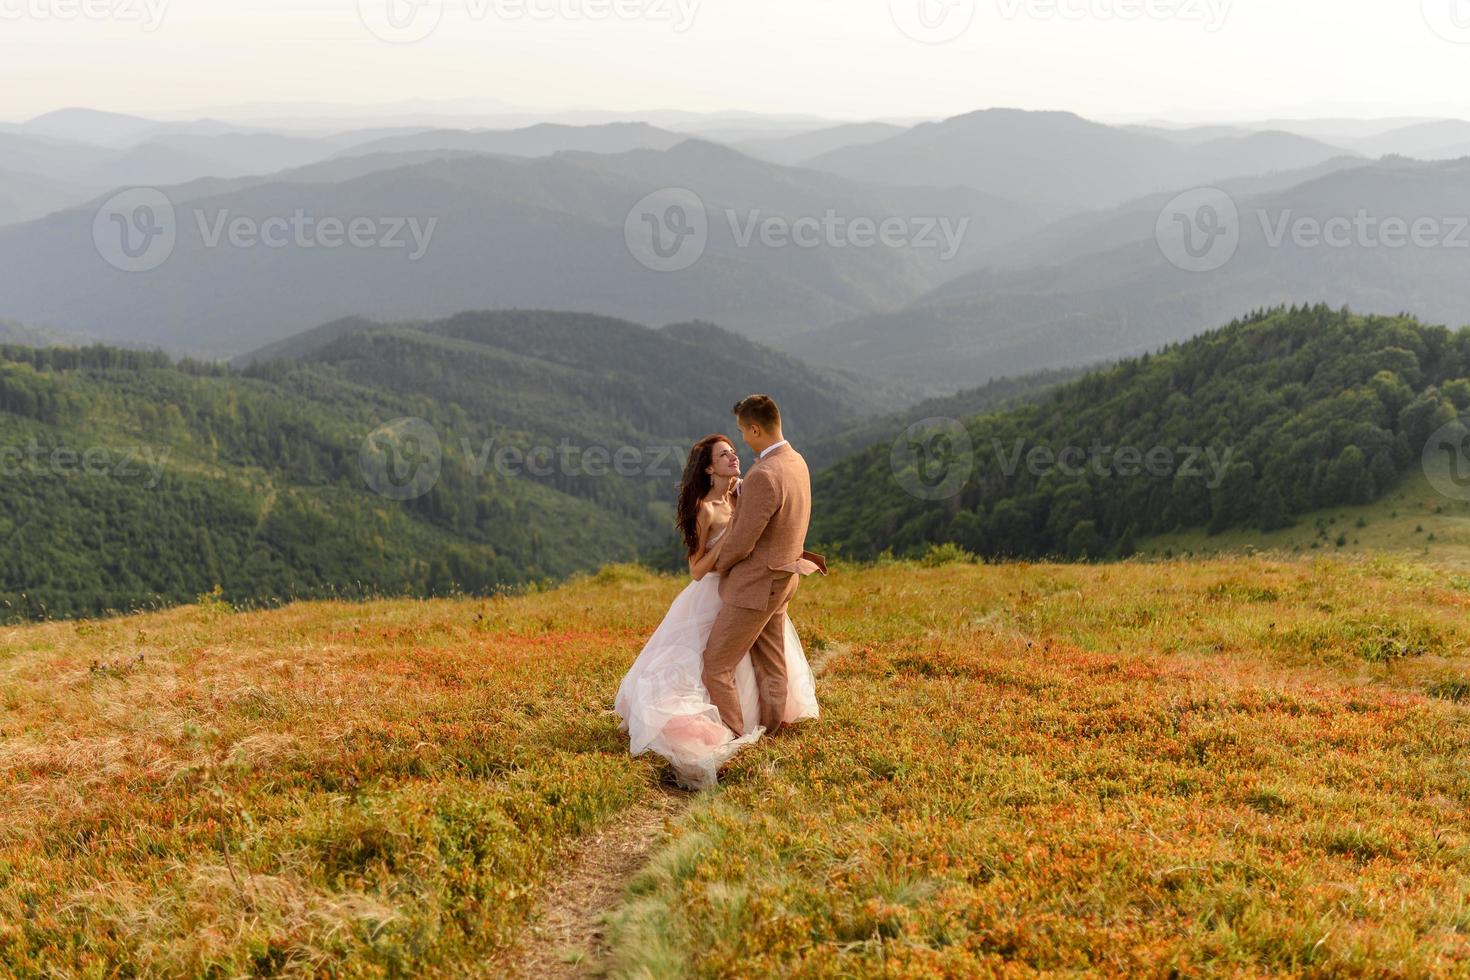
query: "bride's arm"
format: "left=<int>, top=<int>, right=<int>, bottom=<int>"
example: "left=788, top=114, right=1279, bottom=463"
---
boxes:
left=687, top=507, right=724, bottom=581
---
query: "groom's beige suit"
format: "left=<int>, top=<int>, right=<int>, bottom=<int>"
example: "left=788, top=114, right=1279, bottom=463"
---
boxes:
left=703, top=442, right=823, bottom=736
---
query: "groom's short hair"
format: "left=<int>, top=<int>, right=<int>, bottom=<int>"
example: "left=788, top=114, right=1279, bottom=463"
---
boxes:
left=733, top=394, right=781, bottom=431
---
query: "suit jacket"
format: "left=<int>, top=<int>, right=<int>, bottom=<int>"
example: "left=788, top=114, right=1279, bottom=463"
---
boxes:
left=715, top=443, right=821, bottom=610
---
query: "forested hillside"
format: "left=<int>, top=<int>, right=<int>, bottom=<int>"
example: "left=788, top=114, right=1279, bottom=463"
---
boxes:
left=813, top=306, right=1470, bottom=559
left=0, top=310, right=879, bottom=620
left=9, top=304, right=1465, bottom=617
left=807, top=365, right=1086, bottom=470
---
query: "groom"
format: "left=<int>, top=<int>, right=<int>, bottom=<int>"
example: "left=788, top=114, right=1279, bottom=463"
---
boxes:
left=703, top=395, right=825, bottom=738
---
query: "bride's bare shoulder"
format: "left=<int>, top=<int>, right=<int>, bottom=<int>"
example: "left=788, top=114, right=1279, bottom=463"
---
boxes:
left=699, top=494, right=733, bottom=514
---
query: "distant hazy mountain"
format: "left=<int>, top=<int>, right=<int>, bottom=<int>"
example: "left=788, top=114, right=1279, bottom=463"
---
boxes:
left=5, top=114, right=700, bottom=208
left=1187, top=131, right=1354, bottom=183
left=10, top=106, right=419, bottom=146
left=151, top=149, right=490, bottom=206
left=134, top=128, right=432, bottom=177
left=555, top=137, right=1051, bottom=271
left=785, top=158, right=1470, bottom=386
left=806, top=365, right=1087, bottom=471
left=1427, top=143, right=1470, bottom=160
left=0, top=317, right=94, bottom=346
left=667, top=113, right=868, bottom=138
left=158, top=99, right=862, bottom=135
left=334, top=122, right=687, bottom=160
left=0, top=122, right=449, bottom=201
left=0, top=320, right=59, bottom=346
left=807, top=109, right=1353, bottom=210
left=0, top=132, right=117, bottom=182
left=967, top=155, right=1366, bottom=274
left=85, top=139, right=240, bottom=187
left=732, top=123, right=907, bottom=165
left=1121, top=124, right=1254, bottom=144
left=0, top=169, right=103, bottom=227
left=0, top=141, right=1049, bottom=357
left=1354, top=120, right=1470, bottom=159
left=2, top=121, right=712, bottom=210
left=18, top=108, right=161, bottom=145
left=1235, top=117, right=1436, bottom=144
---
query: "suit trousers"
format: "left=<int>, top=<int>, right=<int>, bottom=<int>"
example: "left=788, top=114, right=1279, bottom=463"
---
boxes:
left=702, top=572, right=800, bottom=736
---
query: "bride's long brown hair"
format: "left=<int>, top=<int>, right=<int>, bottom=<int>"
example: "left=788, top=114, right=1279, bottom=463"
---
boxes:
left=677, top=434, right=734, bottom=556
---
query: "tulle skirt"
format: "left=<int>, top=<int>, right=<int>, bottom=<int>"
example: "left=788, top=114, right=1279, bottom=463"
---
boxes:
left=615, top=574, right=820, bottom=789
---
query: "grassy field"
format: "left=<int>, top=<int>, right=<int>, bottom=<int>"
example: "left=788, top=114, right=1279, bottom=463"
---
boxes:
left=1141, top=467, right=1470, bottom=570
left=3, top=555, right=1470, bottom=976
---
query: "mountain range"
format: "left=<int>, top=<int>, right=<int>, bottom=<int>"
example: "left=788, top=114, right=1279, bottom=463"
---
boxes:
left=805, top=109, right=1356, bottom=210
left=0, top=120, right=699, bottom=218
left=3, top=104, right=1470, bottom=394
left=788, top=156, right=1470, bottom=386
left=0, top=140, right=1045, bottom=356
left=331, top=122, right=688, bottom=160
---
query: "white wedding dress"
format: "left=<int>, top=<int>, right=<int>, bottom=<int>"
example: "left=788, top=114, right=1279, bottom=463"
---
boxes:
left=615, top=532, right=820, bottom=790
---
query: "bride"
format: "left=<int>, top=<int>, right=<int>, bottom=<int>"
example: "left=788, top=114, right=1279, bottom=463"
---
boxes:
left=615, top=434, right=820, bottom=790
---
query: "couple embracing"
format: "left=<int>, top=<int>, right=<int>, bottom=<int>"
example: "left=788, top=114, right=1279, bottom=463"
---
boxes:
left=615, top=395, right=826, bottom=789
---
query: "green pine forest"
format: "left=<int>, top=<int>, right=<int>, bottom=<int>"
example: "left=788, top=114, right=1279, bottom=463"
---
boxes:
left=1, top=305, right=1466, bottom=621
left=0, top=310, right=879, bottom=620
left=813, top=305, right=1470, bottom=561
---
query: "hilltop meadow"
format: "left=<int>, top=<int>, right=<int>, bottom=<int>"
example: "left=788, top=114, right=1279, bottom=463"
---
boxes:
left=10, top=32, right=1470, bottom=980
left=3, top=551, right=1468, bottom=977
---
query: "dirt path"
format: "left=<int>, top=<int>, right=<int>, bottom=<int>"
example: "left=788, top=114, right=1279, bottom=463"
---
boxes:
left=512, top=642, right=844, bottom=977
left=512, top=785, right=691, bottom=978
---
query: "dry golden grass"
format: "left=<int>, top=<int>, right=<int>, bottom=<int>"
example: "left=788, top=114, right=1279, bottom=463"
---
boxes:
left=2, top=555, right=1469, bottom=976
left=0, top=572, right=675, bottom=977
left=614, top=555, right=1470, bottom=977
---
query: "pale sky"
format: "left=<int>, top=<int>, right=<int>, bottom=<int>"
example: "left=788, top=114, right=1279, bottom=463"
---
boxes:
left=3, top=0, right=1469, bottom=124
